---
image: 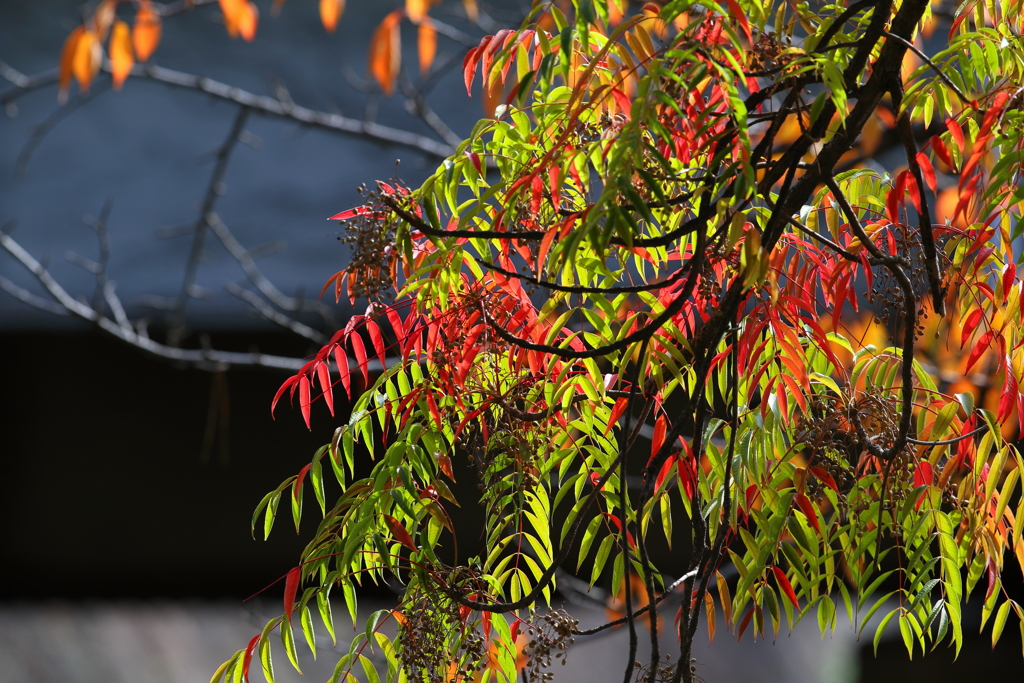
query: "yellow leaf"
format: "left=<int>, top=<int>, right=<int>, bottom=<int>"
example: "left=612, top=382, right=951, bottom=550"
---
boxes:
left=109, top=20, right=134, bottom=90
left=72, top=29, right=102, bottom=94
left=368, top=10, right=402, bottom=96
left=418, top=21, right=436, bottom=75
left=58, top=26, right=85, bottom=104
left=320, top=0, right=345, bottom=32
left=132, top=2, right=162, bottom=62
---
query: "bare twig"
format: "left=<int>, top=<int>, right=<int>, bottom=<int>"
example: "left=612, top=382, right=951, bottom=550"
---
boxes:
left=224, top=281, right=327, bottom=343
left=0, top=228, right=315, bottom=370
left=122, top=62, right=455, bottom=157
left=167, top=106, right=250, bottom=347
left=15, top=83, right=110, bottom=175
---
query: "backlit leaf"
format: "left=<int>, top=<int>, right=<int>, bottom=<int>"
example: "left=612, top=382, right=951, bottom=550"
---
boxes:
left=109, top=20, right=134, bottom=90
left=369, top=10, right=402, bottom=96
left=320, top=0, right=345, bottom=33
left=132, top=2, right=162, bottom=62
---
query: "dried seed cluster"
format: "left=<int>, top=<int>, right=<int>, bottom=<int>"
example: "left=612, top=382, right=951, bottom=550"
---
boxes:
left=521, top=610, right=579, bottom=682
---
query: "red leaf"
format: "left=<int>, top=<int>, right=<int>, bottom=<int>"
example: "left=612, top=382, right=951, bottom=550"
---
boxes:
left=795, top=492, right=820, bottom=532
left=316, top=362, right=334, bottom=416
left=463, top=42, right=485, bottom=96
left=654, top=453, right=677, bottom=493
left=425, top=389, right=443, bottom=431
left=294, top=463, right=311, bottom=501
left=965, top=329, right=995, bottom=373
left=481, top=29, right=513, bottom=82
left=333, top=345, right=352, bottom=399
left=466, top=151, right=483, bottom=174
left=350, top=333, right=370, bottom=387
left=383, top=514, right=418, bottom=552
left=916, top=152, right=937, bottom=192
left=509, top=617, right=521, bottom=643
left=271, top=375, right=299, bottom=417
left=284, top=566, right=301, bottom=625
left=885, top=186, right=900, bottom=224
left=946, top=118, right=965, bottom=152
left=604, top=396, right=630, bottom=435
left=366, top=318, right=388, bottom=368
left=610, top=88, right=632, bottom=119
left=772, top=566, right=799, bottom=608
left=931, top=136, right=953, bottom=168
left=299, top=376, right=311, bottom=429
left=1003, top=263, right=1017, bottom=296
left=807, top=466, right=839, bottom=493
left=998, top=363, right=1017, bottom=424
left=913, top=461, right=934, bottom=488
left=482, top=611, right=492, bottom=641
left=905, top=172, right=921, bottom=213
left=960, top=308, right=984, bottom=348
left=241, top=634, right=261, bottom=683
left=725, top=0, right=753, bottom=43
left=650, top=414, right=667, bottom=465
left=530, top=174, right=543, bottom=218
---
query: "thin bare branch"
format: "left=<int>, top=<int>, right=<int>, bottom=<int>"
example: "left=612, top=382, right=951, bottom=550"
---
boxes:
left=224, top=281, right=327, bottom=343
left=0, top=228, right=318, bottom=371
left=167, top=106, right=250, bottom=346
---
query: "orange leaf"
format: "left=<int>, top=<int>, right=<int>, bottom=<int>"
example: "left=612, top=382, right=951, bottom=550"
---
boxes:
left=72, top=29, right=101, bottom=94
left=237, top=2, right=259, bottom=41
left=383, top=514, right=418, bottom=552
left=418, top=21, right=437, bottom=75
left=132, top=4, right=162, bottom=62
left=406, top=0, right=430, bottom=23
left=608, top=0, right=624, bottom=25
left=109, top=20, right=134, bottom=90
left=320, top=0, right=345, bottom=32
left=220, top=0, right=243, bottom=37
left=462, top=0, right=478, bottom=22
left=369, top=10, right=402, bottom=96
left=58, top=26, right=85, bottom=104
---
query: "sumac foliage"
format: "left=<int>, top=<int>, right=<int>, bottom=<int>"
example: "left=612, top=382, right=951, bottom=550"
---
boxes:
left=221, top=2, right=1024, bottom=683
